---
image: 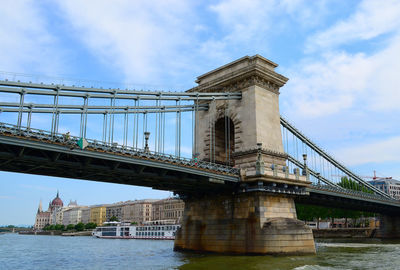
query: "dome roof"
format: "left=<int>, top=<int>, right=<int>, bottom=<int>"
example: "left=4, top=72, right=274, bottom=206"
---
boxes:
left=51, top=191, right=63, bottom=207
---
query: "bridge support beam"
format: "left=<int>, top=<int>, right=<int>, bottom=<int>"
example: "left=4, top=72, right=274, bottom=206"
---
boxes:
left=174, top=191, right=315, bottom=255
left=376, top=215, right=400, bottom=238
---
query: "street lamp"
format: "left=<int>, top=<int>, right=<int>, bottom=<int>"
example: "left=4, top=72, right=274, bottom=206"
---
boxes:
left=302, top=154, right=308, bottom=176
left=144, top=131, right=150, bottom=152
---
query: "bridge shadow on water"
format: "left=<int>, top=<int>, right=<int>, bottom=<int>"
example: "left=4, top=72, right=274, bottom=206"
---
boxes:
left=177, top=238, right=400, bottom=270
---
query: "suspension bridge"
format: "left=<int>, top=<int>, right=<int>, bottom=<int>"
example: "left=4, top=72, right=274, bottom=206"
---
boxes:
left=0, top=55, right=399, bottom=254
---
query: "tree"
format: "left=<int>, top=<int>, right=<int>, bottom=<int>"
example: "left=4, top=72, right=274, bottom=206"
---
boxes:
left=109, top=216, right=119, bottom=222
left=66, top=224, right=75, bottom=231
left=54, top=224, right=65, bottom=231
left=85, top=223, right=97, bottom=230
left=75, top=222, right=85, bottom=231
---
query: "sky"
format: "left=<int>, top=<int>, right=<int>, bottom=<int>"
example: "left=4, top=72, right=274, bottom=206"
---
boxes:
left=1, top=0, right=400, bottom=225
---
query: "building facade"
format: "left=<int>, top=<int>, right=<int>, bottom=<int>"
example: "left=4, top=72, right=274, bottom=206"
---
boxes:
left=122, top=199, right=157, bottom=223
left=62, top=206, right=87, bottom=226
left=33, top=200, right=51, bottom=230
left=34, top=191, right=64, bottom=230
left=81, top=207, right=91, bottom=224
left=90, top=206, right=107, bottom=225
left=370, top=179, right=400, bottom=200
left=152, top=198, right=184, bottom=223
left=106, top=202, right=126, bottom=222
left=34, top=194, right=184, bottom=229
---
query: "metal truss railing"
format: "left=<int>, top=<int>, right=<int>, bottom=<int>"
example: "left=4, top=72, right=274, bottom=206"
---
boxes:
left=287, top=154, right=342, bottom=189
left=281, top=116, right=393, bottom=200
left=0, top=80, right=242, bottom=101
left=309, top=183, right=400, bottom=205
left=0, top=122, right=240, bottom=176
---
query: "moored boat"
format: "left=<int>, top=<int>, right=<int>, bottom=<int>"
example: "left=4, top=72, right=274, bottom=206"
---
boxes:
left=92, top=220, right=180, bottom=240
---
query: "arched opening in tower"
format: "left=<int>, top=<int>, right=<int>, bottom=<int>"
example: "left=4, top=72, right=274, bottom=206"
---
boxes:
left=214, top=117, right=235, bottom=166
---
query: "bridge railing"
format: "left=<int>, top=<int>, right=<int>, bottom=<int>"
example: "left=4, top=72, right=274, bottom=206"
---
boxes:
left=0, top=122, right=240, bottom=176
left=280, top=116, right=393, bottom=200
left=309, top=183, right=400, bottom=204
left=0, top=79, right=241, bottom=160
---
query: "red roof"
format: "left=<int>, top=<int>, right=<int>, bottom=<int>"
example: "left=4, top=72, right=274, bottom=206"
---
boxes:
left=51, top=191, right=63, bottom=207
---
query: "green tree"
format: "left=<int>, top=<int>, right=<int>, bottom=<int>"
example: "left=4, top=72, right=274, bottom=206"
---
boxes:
left=338, top=176, right=373, bottom=194
left=75, top=222, right=85, bottom=231
left=85, top=223, right=97, bottom=230
left=109, top=216, right=119, bottom=222
left=66, top=224, right=75, bottom=231
left=54, top=224, right=65, bottom=231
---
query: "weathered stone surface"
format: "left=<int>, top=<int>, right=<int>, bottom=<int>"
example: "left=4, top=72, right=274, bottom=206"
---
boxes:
left=376, top=215, right=400, bottom=238
left=174, top=192, right=316, bottom=255
left=178, top=55, right=315, bottom=255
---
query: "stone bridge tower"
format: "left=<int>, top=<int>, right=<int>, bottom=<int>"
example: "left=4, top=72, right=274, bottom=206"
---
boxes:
left=193, top=55, right=288, bottom=172
left=174, top=55, right=315, bottom=255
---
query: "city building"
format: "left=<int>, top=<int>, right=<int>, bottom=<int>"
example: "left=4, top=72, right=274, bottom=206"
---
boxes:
left=33, top=200, right=50, bottom=230
left=369, top=179, right=400, bottom=200
left=34, top=191, right=64, bottom=230
left=152, top=198, right=184, bottom=223
left=106, top=201, right=126, bottom=222
left=90, top=205, right=107, bottom=225
left=33, top=193, right=185, bottom=229
left=49, top=191, right=64, bottom=225
left=123, top=199, right=157, bottom=224
left=33, top=192, right=86, bottom=230
left=81, top=207, right=91, bottom=224
left=62, top=206, right=88, bottom=226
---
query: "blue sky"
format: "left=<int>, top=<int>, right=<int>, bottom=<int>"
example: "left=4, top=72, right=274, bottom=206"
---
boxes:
left=1, top=0, right=400, bottom=225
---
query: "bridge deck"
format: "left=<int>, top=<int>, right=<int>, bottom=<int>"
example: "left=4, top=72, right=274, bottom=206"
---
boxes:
left=0, top=123, right=239, bottom=194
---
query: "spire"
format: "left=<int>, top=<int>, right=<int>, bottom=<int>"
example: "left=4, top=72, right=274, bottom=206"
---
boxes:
left=37, top=200, right=43, bottom=213
left=56, top=190, right=59, bottom=198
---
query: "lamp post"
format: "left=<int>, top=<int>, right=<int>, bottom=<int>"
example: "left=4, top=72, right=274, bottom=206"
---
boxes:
left=193, top=152, right=199, bottom=166
left=144, top=131, right=150, bottom=152
left=302, top=154, right=308, bottom=176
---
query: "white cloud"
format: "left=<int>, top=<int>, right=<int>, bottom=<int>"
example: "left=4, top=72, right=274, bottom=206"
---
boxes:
left=283, top=0, right=400, bottom=119
left=0, top=0, right=63, bottom=74
left=307, top=0, right=400, bottom=51
left=278, top=0, right=400, bottom=175
left=207, top=0, right=330, bottom=56
left=284, top=33, right=400, bottom=118
left=56, top=0, right=199, bottom=85
left=283, top=51, right=371, bottom=117
left=334, top=136, right=400, bottom=166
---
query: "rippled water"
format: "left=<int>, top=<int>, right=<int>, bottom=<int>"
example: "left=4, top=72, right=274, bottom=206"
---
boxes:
left=1, top=233, right=400, bottom=270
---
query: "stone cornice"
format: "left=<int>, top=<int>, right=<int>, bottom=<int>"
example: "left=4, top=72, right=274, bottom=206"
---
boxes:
left=187, top=55, right=288, bottom=94
left=233, top=147, right=288, bottom=159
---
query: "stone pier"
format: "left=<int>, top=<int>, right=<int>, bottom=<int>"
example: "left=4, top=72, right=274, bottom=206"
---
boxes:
left=174, top=192, right=315, bottom=254
left=376, top=215, right=400, bottom=238
left=175, top=55, right=316, bottom=255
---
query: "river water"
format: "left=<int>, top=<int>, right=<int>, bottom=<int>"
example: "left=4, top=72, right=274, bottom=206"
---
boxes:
left=1, top=233, right=400, bottom=269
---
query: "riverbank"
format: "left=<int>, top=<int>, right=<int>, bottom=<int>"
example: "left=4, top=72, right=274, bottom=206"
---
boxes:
left=313, top=228, right=375, bottom=238
left=19, top=230, right=92, bottom=236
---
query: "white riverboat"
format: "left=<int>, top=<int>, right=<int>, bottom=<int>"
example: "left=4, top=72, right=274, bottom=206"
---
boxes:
left=92, top=220, right=180, bottom=240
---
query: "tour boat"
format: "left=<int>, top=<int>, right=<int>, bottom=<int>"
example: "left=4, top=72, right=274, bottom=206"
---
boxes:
left=92, top=220, right=180, bottom=240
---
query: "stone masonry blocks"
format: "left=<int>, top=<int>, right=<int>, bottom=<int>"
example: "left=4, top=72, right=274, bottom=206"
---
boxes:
left=174, top=192, right=316, bottom=255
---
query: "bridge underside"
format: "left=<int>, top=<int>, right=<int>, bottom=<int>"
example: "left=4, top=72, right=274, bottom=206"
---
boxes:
left=298, top=187, right=400, bottom=216
left=0, top=135, right=238, bottom=194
